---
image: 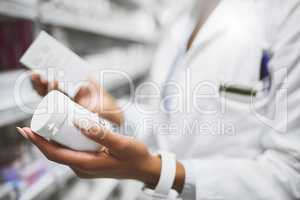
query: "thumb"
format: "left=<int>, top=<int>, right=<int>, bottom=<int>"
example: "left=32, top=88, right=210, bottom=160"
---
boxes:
left=74, top=119, right=131, bottom=155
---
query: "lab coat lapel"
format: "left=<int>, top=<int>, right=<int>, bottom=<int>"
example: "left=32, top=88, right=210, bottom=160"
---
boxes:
left=187, top=0, right=227, bottom=54
left=150, top=14, right=194, bottom=86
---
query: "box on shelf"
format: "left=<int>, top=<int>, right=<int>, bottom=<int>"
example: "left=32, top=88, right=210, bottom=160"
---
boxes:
left=0, top=19, right=34, bottom=72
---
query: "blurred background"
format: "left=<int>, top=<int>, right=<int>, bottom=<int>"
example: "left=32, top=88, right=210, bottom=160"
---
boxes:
left=0, top=0, right=195, bottom=199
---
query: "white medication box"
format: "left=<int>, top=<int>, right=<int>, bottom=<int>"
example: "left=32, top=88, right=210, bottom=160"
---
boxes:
left=20, top=31, right=91, bottom=97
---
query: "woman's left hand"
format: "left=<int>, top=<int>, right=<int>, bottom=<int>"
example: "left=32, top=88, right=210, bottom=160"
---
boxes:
left=16, top=122, right=162, bottom=188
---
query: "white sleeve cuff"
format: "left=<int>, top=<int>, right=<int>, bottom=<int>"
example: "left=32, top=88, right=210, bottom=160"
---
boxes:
left=180, top=160, right=196, bottom=200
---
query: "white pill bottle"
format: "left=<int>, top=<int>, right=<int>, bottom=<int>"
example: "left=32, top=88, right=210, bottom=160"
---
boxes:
left=31, top=90, right=112, bottom=151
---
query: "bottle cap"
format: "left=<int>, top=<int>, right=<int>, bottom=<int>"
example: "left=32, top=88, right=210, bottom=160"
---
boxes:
left=31, top=90, right=69, bottom=139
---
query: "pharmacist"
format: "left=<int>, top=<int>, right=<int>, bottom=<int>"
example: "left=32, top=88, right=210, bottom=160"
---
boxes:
left=17, top=0, right=300, bottom=199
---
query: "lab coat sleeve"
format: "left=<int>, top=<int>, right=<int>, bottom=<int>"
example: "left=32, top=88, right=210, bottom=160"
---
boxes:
left=180, top=2, right=300, bottom=200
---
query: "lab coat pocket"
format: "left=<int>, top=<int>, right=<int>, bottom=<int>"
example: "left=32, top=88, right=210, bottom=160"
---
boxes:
left=218, top=81, right=269, bottom=136
left=219, top=81, right=269, bottom=113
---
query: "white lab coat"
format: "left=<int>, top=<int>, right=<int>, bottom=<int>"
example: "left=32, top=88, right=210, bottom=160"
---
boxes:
left=123, top=0, right=300, bottom=199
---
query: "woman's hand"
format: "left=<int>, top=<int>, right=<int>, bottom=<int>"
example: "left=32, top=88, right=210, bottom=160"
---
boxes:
left=16, top=121, right=185, bottom=192
left=74, top=79, right=124, bottom=125
left=30, top=73, right=123, bottom=125
left=17, top=122, right=161, bottom=188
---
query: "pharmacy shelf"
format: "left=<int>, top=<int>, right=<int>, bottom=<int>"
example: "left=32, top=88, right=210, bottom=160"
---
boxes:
left=0, top=0, right=159, bottom=43
left=39, top=2, right=158, bottom=43
left=0, top=100, right=38, bottom=127
left=0, top=183, right=15, bottom=200
left=84, top=46, right=153, bottom=91
left=87, top=179, right=119, bottom=200
left=0, top=70, right=41, bottom=127
left=0, top=162, right=74, bottom=200
left=61, top=179, right=119, bottom=200
left=0, top=0, right=38, bottom=20
left=20, top=172, right=56, bottom=200
left=20, top=165, right=73, bottom=200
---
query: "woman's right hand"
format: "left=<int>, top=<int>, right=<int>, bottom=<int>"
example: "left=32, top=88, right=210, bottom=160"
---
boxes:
left=30, top=72, right=124, bottom=125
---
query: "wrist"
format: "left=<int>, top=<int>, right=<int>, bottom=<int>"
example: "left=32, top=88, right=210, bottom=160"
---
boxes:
left=172, top=161, right=185, bottom=193
left=138, top=155, right=162, bottom=189
left=138, top=155, right=186, bottom=194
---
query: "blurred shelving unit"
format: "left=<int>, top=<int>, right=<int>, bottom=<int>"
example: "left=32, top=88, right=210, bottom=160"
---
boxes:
left=61, top=179, right=119, bottom=200
left=0, top=162, right=75, bottom=200
left=0, top=70, right=40, bottom=127
left=39, top=1, right=158, bottom=43
left=0, top=183, right=15, bottom=200
left=0, top=0, right=159, bottom=43
left=0, top=0, right=38, bottom=20
left=19, top=164, right=73, bottom=200
left=0, top=0, right=40, bottom=126
left=84, top=46, right=153, bottom=91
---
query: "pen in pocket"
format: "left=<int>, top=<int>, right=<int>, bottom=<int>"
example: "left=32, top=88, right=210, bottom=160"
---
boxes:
left=219, top=84, right=257, bottom=96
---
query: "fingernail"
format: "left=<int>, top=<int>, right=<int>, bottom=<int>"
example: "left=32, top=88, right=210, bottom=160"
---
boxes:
left=16, top=127, right=29, bottom=139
